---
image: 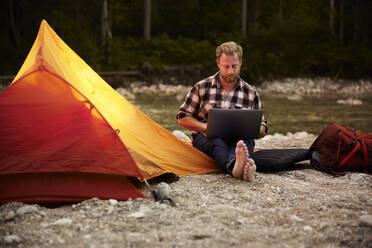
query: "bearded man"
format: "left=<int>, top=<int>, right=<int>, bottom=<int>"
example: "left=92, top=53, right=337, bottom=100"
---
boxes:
left=176, top=41, right=267, bottom=181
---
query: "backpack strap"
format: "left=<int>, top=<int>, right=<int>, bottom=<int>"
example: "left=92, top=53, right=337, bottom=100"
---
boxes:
left=336, top=141, right=360, bottom=168
left=336, top=134, right=369, bottom=174
left=361, top=139, right=368, bottom=174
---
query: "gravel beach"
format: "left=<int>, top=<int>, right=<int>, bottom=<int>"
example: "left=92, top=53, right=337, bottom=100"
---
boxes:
left=1, top=132, right=372, bottom=248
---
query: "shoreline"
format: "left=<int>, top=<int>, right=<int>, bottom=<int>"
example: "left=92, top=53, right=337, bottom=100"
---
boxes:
left=113, top=77, right=372, bottom=101
left=2, top=77, right=372, bottom=98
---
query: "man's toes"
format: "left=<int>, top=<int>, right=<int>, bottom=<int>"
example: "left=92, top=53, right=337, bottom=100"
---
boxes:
left=248, top=159, right=256, bottom=170
left=242, top=163, right=249, bottom=181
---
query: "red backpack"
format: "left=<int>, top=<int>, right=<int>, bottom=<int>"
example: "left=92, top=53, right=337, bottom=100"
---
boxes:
left=310, top=123, right=372, bottom=175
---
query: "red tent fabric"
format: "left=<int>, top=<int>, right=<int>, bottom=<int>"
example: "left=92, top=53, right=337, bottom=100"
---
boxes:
left=0, top=60, right=145, bottom=204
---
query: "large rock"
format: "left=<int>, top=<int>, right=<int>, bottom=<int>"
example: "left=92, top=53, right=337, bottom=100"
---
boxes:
left=16, top=205, right=38, bottom=216
left=359, top=215, right=372, bottom=227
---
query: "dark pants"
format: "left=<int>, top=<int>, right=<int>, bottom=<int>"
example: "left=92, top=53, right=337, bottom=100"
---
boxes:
left=192, top=133, right=255, bottom=175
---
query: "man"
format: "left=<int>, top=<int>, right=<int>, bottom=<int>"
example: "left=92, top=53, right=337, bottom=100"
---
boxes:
left=176, top=41, right=267, bottom=182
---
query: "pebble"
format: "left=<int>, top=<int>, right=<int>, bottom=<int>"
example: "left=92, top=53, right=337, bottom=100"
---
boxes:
left=4, top=210, right=16, bottom=221
left=336, top=98, right=363, bottom=105
left=290, top=215, right=304, bottom=222
left=139, top=205, right=151, bottom=212
left=359, top=215, right=372, bottom=227
left=271, top=186, right=281, bottom=193
left=52, top=218, right=73, bottom=226
left=106, top=206, right=114, bottom=215
left=225, top=194, right=234, bottom=200
left=40, top=222, right=49, bottom=228
left=156, top=202, right=168, bottom=210
left=303, top=225, right=313, bottom=232
left=16, top=205, right=38, bottom=216
left=108, top=199, right=118, bottom=206
left=84, top=234, right=91, bottom=239
left=128, top=211, right=145, bottom=218
left=4, top=234, right=21, bottom=243
left=57, top=237, right=65, bottom=244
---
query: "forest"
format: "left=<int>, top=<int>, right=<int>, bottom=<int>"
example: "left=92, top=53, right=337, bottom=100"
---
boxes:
left=1, top=0, right=371, bottom=82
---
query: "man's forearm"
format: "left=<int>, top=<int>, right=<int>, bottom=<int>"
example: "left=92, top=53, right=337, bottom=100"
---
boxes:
left=178, top=117, right=207, bottom=132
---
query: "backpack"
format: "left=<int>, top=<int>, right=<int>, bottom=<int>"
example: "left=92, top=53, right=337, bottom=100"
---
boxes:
left=309, top=123, right=372, bottom=175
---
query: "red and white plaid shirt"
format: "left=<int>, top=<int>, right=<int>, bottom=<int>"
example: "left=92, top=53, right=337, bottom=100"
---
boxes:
left=177, top=72, right=267, bottom=128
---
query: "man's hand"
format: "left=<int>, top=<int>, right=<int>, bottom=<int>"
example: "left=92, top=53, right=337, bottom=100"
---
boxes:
left=259, top=125, right=266, bottom=138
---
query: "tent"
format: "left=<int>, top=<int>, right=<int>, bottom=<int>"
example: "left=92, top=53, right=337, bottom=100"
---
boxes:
left=0, top=20, right=218, bottom=205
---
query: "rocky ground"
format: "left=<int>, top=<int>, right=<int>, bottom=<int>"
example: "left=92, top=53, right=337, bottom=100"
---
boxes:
left=1, top=132, right=372, bottom=248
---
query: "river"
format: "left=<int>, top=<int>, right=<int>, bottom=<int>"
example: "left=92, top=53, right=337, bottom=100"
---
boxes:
left=131, top=93, right=372, bottom=135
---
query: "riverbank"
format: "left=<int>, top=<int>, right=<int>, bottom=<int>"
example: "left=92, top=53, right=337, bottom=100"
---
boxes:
left=2, top=76, right=371, bottom=99
left=1, top=132, right=371, bottom=248
left=114, top=77, right=372, bottom=102
left=117, top=78, right=372, bottom=135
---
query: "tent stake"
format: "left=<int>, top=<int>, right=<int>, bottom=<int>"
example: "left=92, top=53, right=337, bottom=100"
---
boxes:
left=143, top=178, right=160, bottom=201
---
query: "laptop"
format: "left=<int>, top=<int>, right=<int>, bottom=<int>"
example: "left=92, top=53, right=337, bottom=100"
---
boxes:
left=206, top=108, right=263, bottom=139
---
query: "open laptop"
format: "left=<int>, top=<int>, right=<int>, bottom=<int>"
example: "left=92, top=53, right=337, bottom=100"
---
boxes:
left=206, top=108, right=263, bottom=139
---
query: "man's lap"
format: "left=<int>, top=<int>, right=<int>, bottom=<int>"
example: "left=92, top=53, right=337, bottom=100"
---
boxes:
left=192, top=133, right=255, bottom=156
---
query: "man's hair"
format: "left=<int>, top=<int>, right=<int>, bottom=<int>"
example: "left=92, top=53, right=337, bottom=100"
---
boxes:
left=216, top=41, right=243, bottom=62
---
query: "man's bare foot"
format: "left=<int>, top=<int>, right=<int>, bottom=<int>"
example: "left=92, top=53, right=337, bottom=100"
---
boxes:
left=232, top=140, right=249, bottom=179
left=243, top=158, right=256, bottom=182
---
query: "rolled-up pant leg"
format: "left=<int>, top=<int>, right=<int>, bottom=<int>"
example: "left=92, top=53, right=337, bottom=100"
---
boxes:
left=192, top=133, right=255, bottom=175
left=192, top=133, right=232, bottom=174
left=224, top=139, right=255, bottom=174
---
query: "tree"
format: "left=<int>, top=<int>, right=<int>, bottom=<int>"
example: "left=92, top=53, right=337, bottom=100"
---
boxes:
left=353, top=0, right=360, bottom=43
left=248, top=0, right=258, bottom=34
left=144, top=0, right=151, bottom=40
left=279, top=0, right=284, bottom=23
left=339, top=0, right=344, bottom=44
left=329, top=0, right=335, bottom=38
left=242, top=0, right=247, bottom=39
left=101, top=0, right=112, bottom=63
left=9, top=0, right=20, bottom=49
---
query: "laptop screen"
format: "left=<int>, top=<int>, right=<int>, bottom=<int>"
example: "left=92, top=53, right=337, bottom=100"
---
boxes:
left=206, top=109, right=263, bottom=139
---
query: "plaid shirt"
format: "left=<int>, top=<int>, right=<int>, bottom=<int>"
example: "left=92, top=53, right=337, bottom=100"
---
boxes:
left=177, top=72, right=267, bottom=128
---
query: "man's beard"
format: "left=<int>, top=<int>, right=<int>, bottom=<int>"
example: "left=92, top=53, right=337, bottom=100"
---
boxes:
left=221, top=74, right=239, bottom=83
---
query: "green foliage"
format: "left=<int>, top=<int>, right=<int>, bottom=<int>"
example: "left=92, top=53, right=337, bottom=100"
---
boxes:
left=0, top=0, right=372, bottom=80
left=108, top=34, right=215, bottom=70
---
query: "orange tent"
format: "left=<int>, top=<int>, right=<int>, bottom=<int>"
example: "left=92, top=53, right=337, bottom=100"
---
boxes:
left=0, top=20, right=217, bottom=205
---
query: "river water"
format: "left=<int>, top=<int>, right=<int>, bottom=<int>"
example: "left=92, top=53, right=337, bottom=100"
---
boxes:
left=131, top=93, right=372, bottom=136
